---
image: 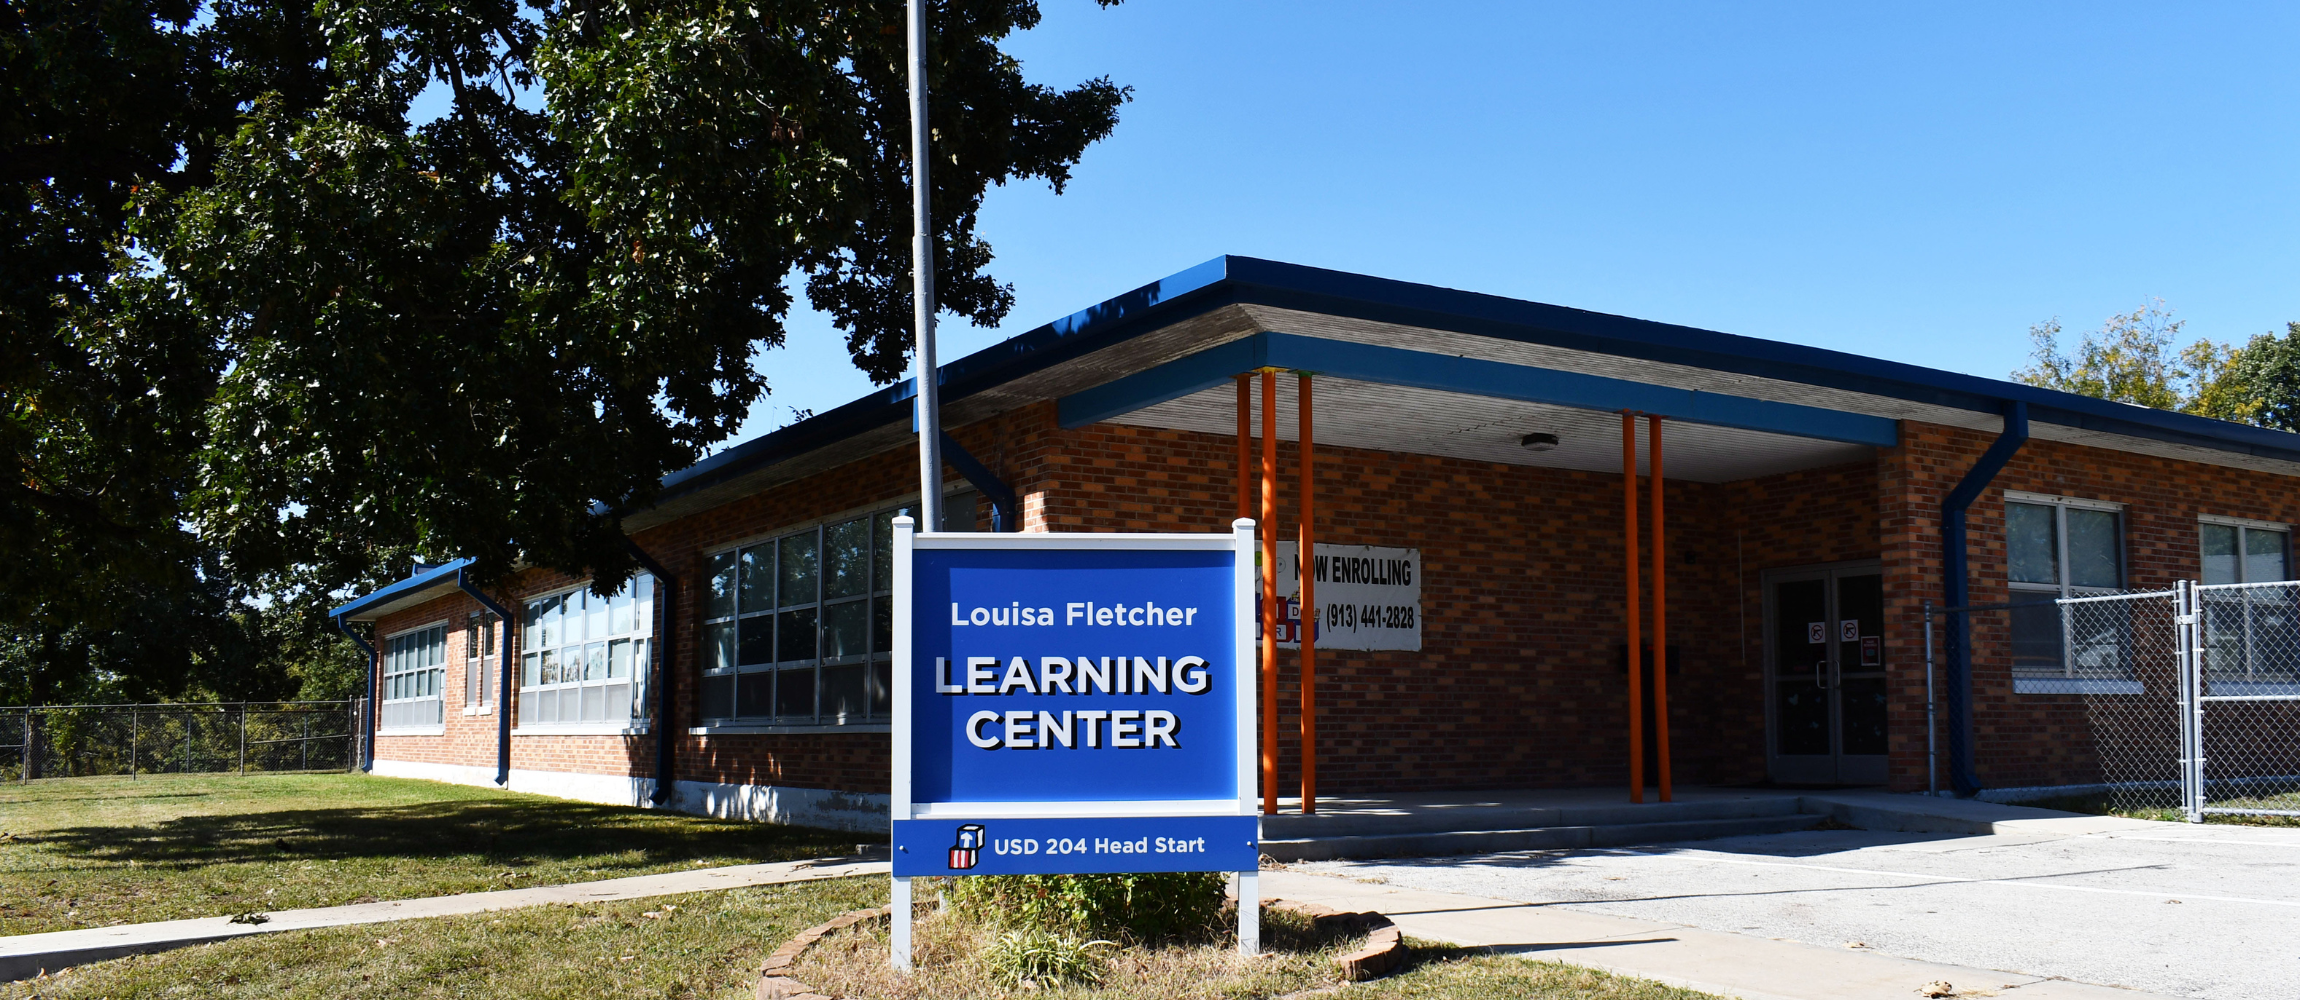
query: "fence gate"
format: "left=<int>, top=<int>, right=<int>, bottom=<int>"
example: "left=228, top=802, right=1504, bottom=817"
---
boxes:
left=2189, top=581, right=2300, bottom=820
left=2048, top=588, right=2186, bottom=814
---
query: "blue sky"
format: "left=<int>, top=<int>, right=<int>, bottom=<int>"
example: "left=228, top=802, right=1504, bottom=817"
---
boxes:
left=740, top=2, right=2300, bottom=438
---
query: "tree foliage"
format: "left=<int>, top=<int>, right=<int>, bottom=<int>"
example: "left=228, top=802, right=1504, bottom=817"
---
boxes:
left=5, top=0, right=1127, bottom=701
left=2012, top=300, right=2300, bottom=428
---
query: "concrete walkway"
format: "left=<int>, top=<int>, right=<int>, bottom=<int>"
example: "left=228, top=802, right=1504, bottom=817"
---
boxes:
left=1262, top=868, right=2174, bottom=1000
left=1, top=856, right=890, bottom=981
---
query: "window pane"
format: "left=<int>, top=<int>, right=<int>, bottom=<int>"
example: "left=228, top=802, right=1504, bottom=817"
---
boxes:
left=825, top=519, right=870, bottom=599
left=2245, top=528, right=2287, bottom=584
left=587, top=591, right=608, bottom=641
left=703, top=621, right=736, bottom=672
left=609, top=639, right=631, bottom=679
left=2202, top=524, right=2240, bottom=585
left=700, top=673, right=734, bottom=720
left=2067, top=509, right=2121, bottom=589
left=873, top=510, right=896, bottom=593
left=872, top=596, right=892, bottom=654
left=2007, top=503, right=2059, bottom=585
left=776, top=666, right=817, bottom=717
left=612, top=587, right=635, bottom=636
left=777, top=607, right=819, bottom=662
left=823, top=664, right=868, bottom=720
left=780, top=532, right=819, bottom=607
left=739, top=545, right=773, bottom=614
left=586, top=641, right=607, bottom=681
left=737, top=616, right=775, bottom=666
left=706, top=551, right=738, bottom=619
left=634, top=574, right=654, bottom=634
left=523, top=653, right=540, bottom=687
left=540, top=649, right=559, bottom=685
left=2010, top=601, right=2064, bottom=672
left=562, top=592, right=584, bottom=644
left=737, top=671, right=774, bottom=718
left=872, top=661, right=892, bottom=716
left=822, top=601, right=868, bottom=660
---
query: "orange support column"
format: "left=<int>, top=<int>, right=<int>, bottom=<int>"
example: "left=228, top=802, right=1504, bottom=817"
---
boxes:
left=1622, top=411, right=1643, bottom=804
left=1236, top=375, right=1253, bottom=522
left=1260, top=369, right=1279, bottom=816
left=1298, top=373, right=1317, bottom=815
left=1649, top=414, right=1673, bottom=802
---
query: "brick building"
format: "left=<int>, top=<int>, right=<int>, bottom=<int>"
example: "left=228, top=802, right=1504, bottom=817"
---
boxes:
left=331, top=257, right=2300, bottom=832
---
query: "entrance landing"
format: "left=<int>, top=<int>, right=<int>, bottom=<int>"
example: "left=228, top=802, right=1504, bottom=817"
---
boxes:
left=1258, top=787, right=1827, bottom=861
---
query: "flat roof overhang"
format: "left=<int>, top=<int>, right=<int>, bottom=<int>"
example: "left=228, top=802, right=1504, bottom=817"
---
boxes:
left=330, top=559, right=472, bottom=624
left=620, top=256, right=2300, bottom=530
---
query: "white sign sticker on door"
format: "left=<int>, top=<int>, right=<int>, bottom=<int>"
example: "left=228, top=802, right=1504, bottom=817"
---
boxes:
left=1271, top=542, right=1422, bottom=651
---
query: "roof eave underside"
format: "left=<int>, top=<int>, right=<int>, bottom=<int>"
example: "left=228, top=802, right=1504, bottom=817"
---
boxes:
left=623, top=257, right=2300, bottom=533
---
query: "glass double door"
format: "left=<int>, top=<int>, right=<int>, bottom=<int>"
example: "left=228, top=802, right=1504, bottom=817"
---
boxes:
left=1766, top=564, right=1888, bottom=785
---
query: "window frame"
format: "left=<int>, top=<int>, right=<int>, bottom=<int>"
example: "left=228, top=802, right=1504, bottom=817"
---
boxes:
left=515, top=575, right=656, bottom=735
left=2003, top=492, right=2132, bottom=693
left=379, top=621, right=449, bottom=733
left=2198, top=514, right=2290, bottom=586
left=463, top=610, right=498, bottom=714
left=695, top=503, right=907, bottom=731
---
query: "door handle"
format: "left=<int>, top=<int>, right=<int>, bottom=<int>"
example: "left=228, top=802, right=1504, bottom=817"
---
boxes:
left=1814, top=662, right=1828, bottom=690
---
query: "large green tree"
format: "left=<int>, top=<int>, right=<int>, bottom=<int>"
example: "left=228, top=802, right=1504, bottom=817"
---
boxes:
left=5, top=0, right=1125, bottom=701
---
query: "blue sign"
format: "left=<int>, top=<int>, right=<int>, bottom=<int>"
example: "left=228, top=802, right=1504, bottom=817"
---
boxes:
left=891, top=816, right=1259, bottom=876
left=908, top=547, right=1240, bottom=805
left=894, top=525, right=1257, bottom=879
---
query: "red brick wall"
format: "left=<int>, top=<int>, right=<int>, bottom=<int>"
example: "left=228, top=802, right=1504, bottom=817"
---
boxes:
left=1881, top=420, right=2300, bottom=792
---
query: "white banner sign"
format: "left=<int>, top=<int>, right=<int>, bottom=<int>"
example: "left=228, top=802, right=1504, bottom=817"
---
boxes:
left=1266, top=543, right=1422, bottom=651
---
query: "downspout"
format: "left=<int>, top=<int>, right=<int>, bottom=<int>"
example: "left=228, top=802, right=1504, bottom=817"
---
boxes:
left=454, top=567, right=517, bottom=787
left=625, top=541, right=677, bottom=806
left=334, top=614, right=378, bottom=772
left=1940, top=400, right=2028, bottom=797
left=939, top=432, right=1020, bottom=532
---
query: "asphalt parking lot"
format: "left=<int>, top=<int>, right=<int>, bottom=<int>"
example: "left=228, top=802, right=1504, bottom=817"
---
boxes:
left=1299, top=820, right=2300, bottom=1000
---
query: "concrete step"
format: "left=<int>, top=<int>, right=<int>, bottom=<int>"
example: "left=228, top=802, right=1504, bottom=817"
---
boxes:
left=1259, top=793, right=1806, bottom=840
left=1260, top=812, right=1823, bottom=862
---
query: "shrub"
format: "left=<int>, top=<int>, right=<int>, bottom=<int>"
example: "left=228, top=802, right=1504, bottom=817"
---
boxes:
left=976, top=927, right=1116, bottom=987
left=945, top=872, right=1228, bottom=942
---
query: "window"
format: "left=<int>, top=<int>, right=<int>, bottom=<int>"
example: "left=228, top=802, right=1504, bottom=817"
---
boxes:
left=465, top=611, right=497, bottom=708
left=699, top=508, right=900, bottom=727
left=382, top=624, right=447, bottom=730
left=2005, top=494, right=2126, bottom=687
left=2197, top=517, right=2296, bottom=693
left=2200, top=518, right=2288, bottom=585
left=520, top=575, right=654, bottom=728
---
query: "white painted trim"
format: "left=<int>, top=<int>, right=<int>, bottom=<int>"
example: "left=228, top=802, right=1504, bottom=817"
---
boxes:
left=383, top=618, right=453, bottom=642
left=891, top=515, right=914, bottom=821
left=2012, top=678, right=2145, bottom=695
left=2002, top=490, right=2124, bottom=512
left=2199, top=513, right=2289, bottom=531
left=365, top=758, right=890, bottom=833
left=690, top=724, right=890, bottom=736
left=511, top=724, right=650, bottom=737
left=375, top=726, right=446, bottom=737
left=912, top=532, right=1236, bottom=551
left=1234, top=518, right=1257, bottom=818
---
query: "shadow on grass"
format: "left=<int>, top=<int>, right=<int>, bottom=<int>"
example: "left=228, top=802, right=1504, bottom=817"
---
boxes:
left=33, top=796, right=874, bottom=872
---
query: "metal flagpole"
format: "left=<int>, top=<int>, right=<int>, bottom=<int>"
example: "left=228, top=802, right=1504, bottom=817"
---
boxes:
left=894, top=0, right=934, bottom=971
left=909, top=0, right=941, bottom=535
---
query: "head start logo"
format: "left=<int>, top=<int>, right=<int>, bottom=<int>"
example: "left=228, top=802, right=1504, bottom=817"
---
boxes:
left=949, top=824, right=986, bottom=870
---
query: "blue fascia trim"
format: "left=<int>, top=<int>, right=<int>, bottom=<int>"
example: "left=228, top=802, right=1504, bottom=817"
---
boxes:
left=1057, top=332, right=1900, bottom=448
left=649, top=259, right=1241, bottom=508
left=1212, top=257, right=2300, bottom=463
left=643, top=254, right=2300, bottom=516
left=330, top=558, right=474, bottom=621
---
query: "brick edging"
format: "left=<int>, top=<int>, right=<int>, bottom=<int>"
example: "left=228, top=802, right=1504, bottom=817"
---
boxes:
left=757, top=905, right=891, bottom=1000
left=753, top=899, right=1408, bottom=998
left=1265, top=898, right=1407, bottom=981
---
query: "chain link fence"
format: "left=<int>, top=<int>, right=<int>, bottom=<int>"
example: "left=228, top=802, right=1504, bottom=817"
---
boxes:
left=0, top=701, right=362, bottom=782
left=2053, top=590, right=2187, bottom=814
left=2194, top=581, right=2300, bottom=818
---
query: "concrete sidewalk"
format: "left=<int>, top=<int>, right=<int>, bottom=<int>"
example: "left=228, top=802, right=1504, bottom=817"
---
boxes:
left=1, top=856, right=890, bottom=981
left=1261, top=868, right=2175, bottom=1000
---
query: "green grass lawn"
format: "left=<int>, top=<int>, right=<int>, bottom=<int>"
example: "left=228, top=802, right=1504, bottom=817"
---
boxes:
left=5, top=882, right=1721, bottom=1000
left=2028, top=789, right=2300, bottom=828
left=0, top=773, right=868, bottom=935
